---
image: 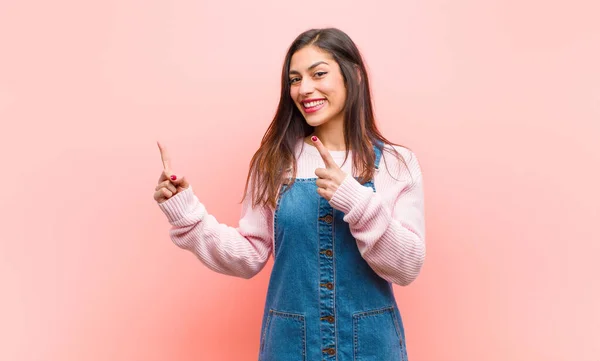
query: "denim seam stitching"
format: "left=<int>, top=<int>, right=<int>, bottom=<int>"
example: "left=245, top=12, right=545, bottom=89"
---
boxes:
left=273, top=183, right=287, bottom=258
left=353, top=306, right=396, bottom=361
left=332, top=206, right=338, bottom=361
left=260, top=310, right=273, bottom=354
left=261, top=310, right=306, bottom=359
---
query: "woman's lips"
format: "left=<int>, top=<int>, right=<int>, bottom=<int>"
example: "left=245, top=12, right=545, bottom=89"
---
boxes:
left=302, top=99, right=326, bottom=114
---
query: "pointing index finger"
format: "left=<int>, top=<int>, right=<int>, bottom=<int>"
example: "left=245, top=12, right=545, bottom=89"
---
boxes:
left=157, top=141, right=172, bottom=171
left=311, top=136, right=336, bottom=169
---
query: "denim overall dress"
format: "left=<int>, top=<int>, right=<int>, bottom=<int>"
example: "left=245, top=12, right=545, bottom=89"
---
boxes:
left=258, top=144, right=408, bottom=361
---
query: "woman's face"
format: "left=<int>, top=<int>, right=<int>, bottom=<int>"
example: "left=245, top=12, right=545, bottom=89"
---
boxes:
left=288, top=45, right=347, bottom=129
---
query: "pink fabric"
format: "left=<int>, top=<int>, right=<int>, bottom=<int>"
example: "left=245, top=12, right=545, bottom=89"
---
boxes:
left=158, top=140, right=425, bottom=286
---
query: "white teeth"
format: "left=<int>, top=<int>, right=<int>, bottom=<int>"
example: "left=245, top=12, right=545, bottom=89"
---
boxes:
left=303, top=100, right=325, bottom=108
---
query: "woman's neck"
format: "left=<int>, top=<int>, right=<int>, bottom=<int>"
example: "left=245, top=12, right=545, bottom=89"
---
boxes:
left=304, top=123, right=347, bottom=151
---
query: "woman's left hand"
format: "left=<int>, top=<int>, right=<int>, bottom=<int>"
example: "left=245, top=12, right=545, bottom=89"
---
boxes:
left=312, top=136, right=348, bottom=201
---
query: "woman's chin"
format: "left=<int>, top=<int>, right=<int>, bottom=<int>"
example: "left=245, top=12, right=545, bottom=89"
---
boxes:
left=304, top=115, right=328, bottom=128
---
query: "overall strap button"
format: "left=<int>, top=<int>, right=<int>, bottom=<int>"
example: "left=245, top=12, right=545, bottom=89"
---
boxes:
left=320, top=315, right=335, bottom=323
left=320, top=282, right=334, bottom=290
left=319, top=214, right=333, bottom=223
left=323, top=348, right=336, bottom=356
left=320, top=249, right=333, bottom=257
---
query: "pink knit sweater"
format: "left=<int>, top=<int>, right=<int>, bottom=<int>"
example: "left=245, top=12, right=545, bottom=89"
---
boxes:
left=158, top=140, right=426, bottom=286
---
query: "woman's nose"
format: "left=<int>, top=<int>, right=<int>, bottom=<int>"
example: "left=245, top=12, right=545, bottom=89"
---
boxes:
left=299, top=78, right=315, bottom=95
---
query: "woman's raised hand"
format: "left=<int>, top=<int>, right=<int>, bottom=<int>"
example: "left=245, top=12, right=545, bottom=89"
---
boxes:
left=154, top=141, right=190, bottom=204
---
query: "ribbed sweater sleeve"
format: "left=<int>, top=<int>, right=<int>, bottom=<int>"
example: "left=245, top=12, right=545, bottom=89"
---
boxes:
left=329, top=148, right=426, bottom=286
left=157, top=184, right=273, bottom=279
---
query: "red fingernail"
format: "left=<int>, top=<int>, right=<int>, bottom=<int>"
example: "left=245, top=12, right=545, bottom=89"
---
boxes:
left=311, top=136, right=317, bottom=142
left=170, top=175, right=177, bottom=181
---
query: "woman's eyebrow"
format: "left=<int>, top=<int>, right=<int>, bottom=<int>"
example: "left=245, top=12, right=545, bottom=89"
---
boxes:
left=289, top=61, right=329, bottom=75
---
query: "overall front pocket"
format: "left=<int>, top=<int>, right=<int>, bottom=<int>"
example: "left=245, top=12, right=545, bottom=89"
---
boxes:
left=353, top=307, right=406, bottom=361
left=260, top=309, right=306, bottom=361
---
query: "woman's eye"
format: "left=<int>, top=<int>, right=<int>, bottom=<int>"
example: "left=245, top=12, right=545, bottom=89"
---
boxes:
left=315, top=71, right=327, bottom=77
left=289, top=77, right=300, bottom=84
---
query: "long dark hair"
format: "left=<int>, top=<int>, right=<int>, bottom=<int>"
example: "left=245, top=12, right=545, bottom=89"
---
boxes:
left=243, top=27, right=409, bottom=208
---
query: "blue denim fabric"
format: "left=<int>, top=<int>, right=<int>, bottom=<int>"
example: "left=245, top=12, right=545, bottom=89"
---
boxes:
left=258, top=144, right=408, bottom=361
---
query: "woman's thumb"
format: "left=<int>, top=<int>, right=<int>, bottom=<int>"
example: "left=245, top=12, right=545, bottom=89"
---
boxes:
left=170, top=174, right=189, bottom=190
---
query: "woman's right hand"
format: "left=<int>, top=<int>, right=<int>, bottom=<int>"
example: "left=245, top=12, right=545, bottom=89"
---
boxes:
left=154, top=141, right=190, bottom=204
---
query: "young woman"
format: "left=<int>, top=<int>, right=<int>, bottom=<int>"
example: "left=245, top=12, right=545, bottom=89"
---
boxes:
left=154, top=27, right=425, bottom=361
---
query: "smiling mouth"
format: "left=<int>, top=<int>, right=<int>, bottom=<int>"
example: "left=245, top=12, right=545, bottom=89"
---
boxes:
left=302, top=99, right=326, bottom=113
left=303, top=99, right=325, bottom=108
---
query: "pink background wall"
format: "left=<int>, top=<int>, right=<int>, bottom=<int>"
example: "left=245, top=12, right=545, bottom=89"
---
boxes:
left=1, top=0, right=599, bottom=360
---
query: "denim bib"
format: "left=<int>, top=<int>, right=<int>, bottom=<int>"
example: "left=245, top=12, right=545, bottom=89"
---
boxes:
left=258, top=144, right=408, bottom=361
